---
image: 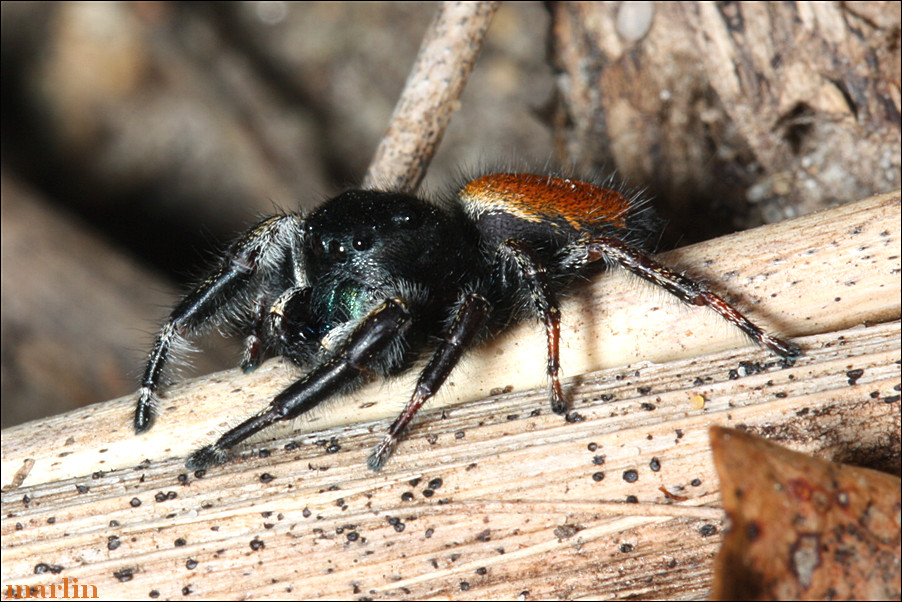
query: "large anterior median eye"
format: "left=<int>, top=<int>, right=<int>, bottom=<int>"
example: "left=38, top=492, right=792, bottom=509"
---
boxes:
left=353, top=236, right=371, bottom=251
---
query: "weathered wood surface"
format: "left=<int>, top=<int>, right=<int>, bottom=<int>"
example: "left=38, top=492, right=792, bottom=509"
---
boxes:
left=0, top=171, right=237, bottom=427
left=2, top=1, right=899, bottom=597
left=2, top=190, right=899, bottom=600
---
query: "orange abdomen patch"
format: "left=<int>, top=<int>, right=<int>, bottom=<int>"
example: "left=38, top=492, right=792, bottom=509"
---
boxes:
left=460, top=173, right=633, bottom=231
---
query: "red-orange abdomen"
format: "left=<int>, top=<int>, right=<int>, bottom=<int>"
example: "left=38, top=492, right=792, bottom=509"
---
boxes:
left=459, top=173, right=633, bottom=231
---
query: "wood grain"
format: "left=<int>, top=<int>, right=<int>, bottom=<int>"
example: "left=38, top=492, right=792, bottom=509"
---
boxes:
left=2, top=190, right=898, bottom=599
left=551, top=2, right=900, bottom=234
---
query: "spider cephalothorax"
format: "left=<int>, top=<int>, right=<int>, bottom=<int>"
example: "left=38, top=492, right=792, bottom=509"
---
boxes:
left=134, top=173, right=799, bottom=471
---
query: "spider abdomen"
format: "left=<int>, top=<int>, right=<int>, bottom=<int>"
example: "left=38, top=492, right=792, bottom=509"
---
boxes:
left=459, top=173, right=656, bottom=260
left=461, top=173, right=633, bottom=229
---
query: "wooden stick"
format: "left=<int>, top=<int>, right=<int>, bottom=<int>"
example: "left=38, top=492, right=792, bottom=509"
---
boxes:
left=361, top=1, right=500, bottom=191
left=2, top=191, right=898, bottom=599
left=2, top=190, right=897, bottom=486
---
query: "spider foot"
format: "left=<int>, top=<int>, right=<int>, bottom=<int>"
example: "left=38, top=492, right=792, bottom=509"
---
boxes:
left=367, top=435, right=398, bottom=471
left=763, top=334, right=802, bottom=361
left=186, top=444, right=229, bottom=471
left=134, top=387, right=157, bottom=434
left=550, top=380, right=568, bottom=415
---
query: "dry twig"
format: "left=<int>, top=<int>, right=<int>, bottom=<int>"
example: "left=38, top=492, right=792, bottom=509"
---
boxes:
left=362, top=1, right=501, bottom=191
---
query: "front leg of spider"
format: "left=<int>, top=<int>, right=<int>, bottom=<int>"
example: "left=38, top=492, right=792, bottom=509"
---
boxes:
left=368, top=292, right=492, bottom=470
left=135, top=215, right=304, bottom=433
left=187, top=298, right=412, bottom=470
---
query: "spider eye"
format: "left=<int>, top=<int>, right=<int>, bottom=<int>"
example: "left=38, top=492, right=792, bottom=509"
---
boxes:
left=352, top=236, right=371, bottom=251
left=328, top=239, right=347, bottom=262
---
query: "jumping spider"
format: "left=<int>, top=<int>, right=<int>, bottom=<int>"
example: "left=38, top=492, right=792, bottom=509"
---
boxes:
left=134, top=173, right=800, bottom=471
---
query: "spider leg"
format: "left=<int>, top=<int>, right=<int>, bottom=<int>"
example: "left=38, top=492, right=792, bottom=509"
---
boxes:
left=262, top=286, right=316, bottom=365
left=135, top=215, right=303, bottom=433
left=499, top=239, right=568, bottom=414
left=239, top=295, right=274, bottom=373
left=368, top=292, right=491, bottom=470
left=583, top=236, right=801, bottom=358
left=187, top=298, right=412, bottom=470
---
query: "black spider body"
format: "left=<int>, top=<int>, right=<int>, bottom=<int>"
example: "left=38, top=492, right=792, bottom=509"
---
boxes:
left=134, top=173, right=799, bottom=471
left=302, top=190, right=481, bottom=358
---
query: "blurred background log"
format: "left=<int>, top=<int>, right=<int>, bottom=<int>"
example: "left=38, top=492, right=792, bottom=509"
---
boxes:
left=0, top=171, right=235, bottom=426
left=1, top=2, right=898, bottom=428
left=550, top=1, right=901, bottom=236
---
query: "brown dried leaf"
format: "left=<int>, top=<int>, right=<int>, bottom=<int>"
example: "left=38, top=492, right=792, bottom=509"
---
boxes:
left=710, top=426, right=901, bottom=601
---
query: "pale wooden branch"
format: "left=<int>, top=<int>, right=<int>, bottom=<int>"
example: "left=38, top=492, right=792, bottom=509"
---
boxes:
left=2, top=190, right=899, bottom=599
left=361, top=0, right=500, bottom=191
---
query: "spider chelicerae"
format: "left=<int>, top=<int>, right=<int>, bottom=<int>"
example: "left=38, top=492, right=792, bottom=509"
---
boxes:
left=134, top=172, right=800, bottom=471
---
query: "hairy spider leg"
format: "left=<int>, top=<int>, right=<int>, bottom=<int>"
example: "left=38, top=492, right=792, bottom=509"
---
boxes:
left=261, top=286, right=313, bottom=366
left=135, top=215, right=303, bottom=433
left=240, top=294, right=276, bottom=373
left=583, top=237, right=802, bottom=359
left=187, top=298, right=412, bottom=470
left=499, top=239, right=567, bottom=414
left=368, top=292, right=492, bottom=471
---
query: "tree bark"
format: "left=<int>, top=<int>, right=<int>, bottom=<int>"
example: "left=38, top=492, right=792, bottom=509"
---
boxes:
left=551, top=2, right=901, bottom=238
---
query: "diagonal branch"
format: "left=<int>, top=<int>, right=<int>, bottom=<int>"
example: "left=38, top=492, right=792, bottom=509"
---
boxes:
left=1, top=191, right=898, bottom=600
